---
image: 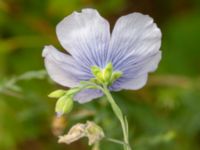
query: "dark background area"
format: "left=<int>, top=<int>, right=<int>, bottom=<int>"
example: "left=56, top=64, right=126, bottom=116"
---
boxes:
left=0, top=0, right=200, bottom=150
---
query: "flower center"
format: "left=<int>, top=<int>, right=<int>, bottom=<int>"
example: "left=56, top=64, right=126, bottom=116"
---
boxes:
left=90, top=62, right=122, bottom=86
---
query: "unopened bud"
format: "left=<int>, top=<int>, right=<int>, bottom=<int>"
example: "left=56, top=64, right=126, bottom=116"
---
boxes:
left=48, top=89, right=66, bottom=98
left=55, top=95, right=74, bottom=116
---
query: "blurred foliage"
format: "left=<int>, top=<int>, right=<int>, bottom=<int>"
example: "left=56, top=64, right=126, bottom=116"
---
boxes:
left=0, top=0, right=200, bottom=150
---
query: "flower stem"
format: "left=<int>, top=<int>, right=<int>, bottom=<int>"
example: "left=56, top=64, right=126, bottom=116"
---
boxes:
left=105, top=137, right=129, bottom=147
left=102, top=85, right=132, bottom=150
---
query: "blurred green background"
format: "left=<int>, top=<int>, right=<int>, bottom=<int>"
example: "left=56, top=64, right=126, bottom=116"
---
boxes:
left=0, top=0, right=200, bottom=150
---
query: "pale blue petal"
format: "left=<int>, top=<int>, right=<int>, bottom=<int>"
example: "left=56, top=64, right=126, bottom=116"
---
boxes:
left=42, top=45, right=91, bottom=87
left=108, top=13, right=161, bottom=67
left=56, top=8, right=110, bottom=69
left=74, top=89, right=103, bottom=103
left=110, top=52, right=161, bottom=90
left=121, top=74, right=148, bottom=90
left=120, top=51, right=161, bottom=79
left=107, top=13, right=161, bottom=90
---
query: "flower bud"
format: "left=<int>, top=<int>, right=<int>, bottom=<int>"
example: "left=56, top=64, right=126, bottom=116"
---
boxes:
left=55, top=95, right=74, bottom=116
left=48, top=89, right=66, bottom=98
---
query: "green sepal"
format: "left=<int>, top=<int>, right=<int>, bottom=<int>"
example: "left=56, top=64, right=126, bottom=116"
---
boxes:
left=90, top=63, right=123, bottom=86
left=110, top=71, right=122, bottom=83
left=91, top=66, right=104, bottom=83
left=55, top=95, right=74, bottom=116
left=91, top=66, right=101, bottom=76
left=103, top=62, right=113, bottom=84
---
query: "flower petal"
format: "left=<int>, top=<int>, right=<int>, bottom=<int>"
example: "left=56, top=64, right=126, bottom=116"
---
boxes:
left=74, top=89, right=103, bottom=103
left=118, top=74, right=148, bottom=90
left=56, top=8, right=110, bottom=69
left=106, top=13, right=161, bottom=90
left=110, top=51, right=161, bottom=91
left=42, top=45, right=90, bottom=87
left=121, top=51, right=162, bottom=79
left=108, top=12, right=161, bottom=70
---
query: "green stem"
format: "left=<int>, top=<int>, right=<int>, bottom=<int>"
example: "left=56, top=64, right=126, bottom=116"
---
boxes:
left=105, top=137, right=129, bottom=147
left=102, top=85, right=132, bottom=150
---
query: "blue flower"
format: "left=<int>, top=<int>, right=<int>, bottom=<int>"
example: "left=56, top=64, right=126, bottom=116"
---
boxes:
left=42, top=8, right=162, bottom=103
